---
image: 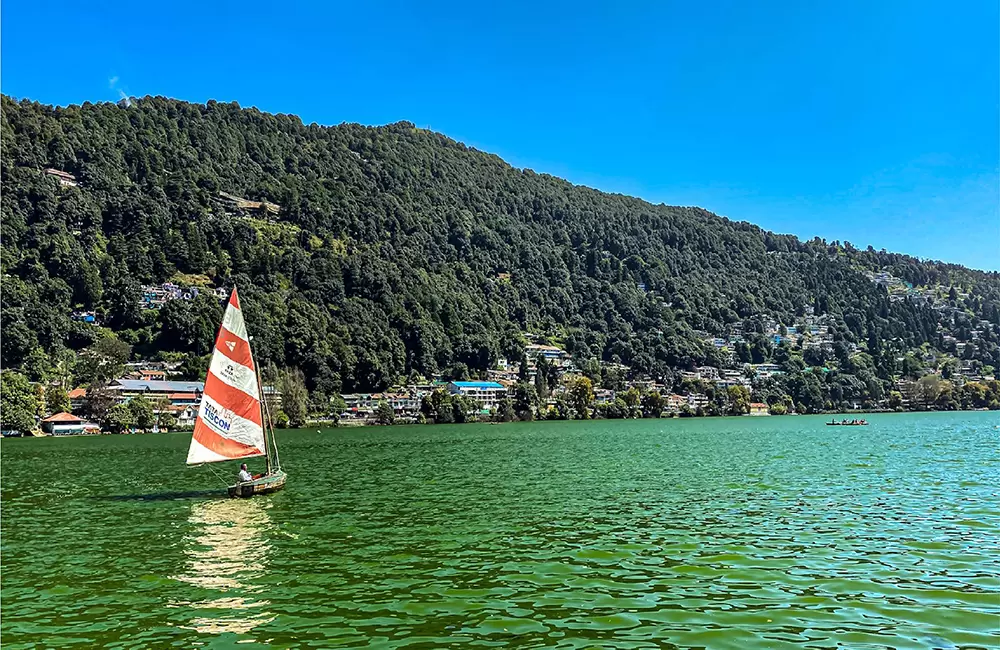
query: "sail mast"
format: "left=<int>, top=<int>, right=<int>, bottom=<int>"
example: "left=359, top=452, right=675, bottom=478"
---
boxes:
left=250, top=338, right=272, bottom=475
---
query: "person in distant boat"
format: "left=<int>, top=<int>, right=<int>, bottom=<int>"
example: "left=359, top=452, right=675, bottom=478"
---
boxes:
left=238, top=463, right=253, bottom=483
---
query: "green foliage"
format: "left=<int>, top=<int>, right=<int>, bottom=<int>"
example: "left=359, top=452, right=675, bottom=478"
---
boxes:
left=1, top=94, right=999, bottom=407
left=279, top=368, right=308, bottom=427
left=330, top=394, right=347, bottom=424
left=83, top=386, right=116, bottom=424
left=641, top=391, right=664, bottom=418
left=567, top=375, right=595, bottom=419
left=513, top=381, right=536, bottom=420
left=621, top=386, right=641, bottom=409
left=374, top=400, right=395, bottom=425
left=420, top=388, right=480, bottom=424
left=595, top=397, right=630, bottom=419
left=104, top=403, right=135, bottom=434
left=727, top=385, right=751, bottom=415
left=45, top=385, right=70, bottom=415
left=497, top=397, right=515, bottom=422
left=1, top=371, right=39, bottom=433
left=273, top=410, right=291, bottom=429
left=78, top=337, right=132, bottom=386
left=127, top=396, right=156, bottom=430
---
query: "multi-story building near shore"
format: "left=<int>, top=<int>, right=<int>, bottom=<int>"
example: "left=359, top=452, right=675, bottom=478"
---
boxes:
left=341, top=393, right=379, bottom=420
left=340, top=391, right=422, bottom=420
left=447, top=381, right=506, bottom=413
left=106, top=379, right=205, bottom=401
left=687, top=394, right=709, bottom=410
left=379, top=392, right=421, bottom=419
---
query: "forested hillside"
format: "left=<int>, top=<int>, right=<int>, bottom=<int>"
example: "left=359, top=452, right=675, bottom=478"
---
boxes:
left=2, top=95, right=999, bottom=411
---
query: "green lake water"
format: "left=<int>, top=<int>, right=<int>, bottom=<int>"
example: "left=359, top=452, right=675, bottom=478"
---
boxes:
left=2, top=412, right=999, bottom=648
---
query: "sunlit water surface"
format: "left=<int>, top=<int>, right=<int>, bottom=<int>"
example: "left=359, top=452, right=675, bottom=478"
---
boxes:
left=2, top=412, right=998, bottom=648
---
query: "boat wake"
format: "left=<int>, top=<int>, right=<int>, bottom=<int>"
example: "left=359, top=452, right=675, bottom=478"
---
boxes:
left=98, top=490, right=229, bottom=502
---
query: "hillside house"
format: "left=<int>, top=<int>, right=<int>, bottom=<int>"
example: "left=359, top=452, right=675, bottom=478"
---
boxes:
left=696, top=366, right=720, bottom=381
left=752, top=364, right=784, bottom=378
left=594, top=389, right=615, bottom=405
left=525, top=344, right=567, bottom=363
left=43, top=168, right=78, bottom=187
left=217, top=191, right=281, bottom=217
left=666, top=394, right=687, bottom=412
left=67, top=388, right=88, bottom=414
left=341, top=393, right=378, bottom=420
left=140, top=283, right=202, bottom=309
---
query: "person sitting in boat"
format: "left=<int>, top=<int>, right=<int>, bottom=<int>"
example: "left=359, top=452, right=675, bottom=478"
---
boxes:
left=238, top=463, right=253, bottom=483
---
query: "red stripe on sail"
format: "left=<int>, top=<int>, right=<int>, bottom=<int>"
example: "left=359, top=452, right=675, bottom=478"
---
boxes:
left=191, top=419, right=262, bottom=459
left=204, top=371, right=263, bottom=427
left=215, top=332, right=254, bottom=370
left=229, top=288, right=241, bottom=310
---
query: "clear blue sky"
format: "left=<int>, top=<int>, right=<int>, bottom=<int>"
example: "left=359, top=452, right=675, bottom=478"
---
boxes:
left=3, top=0, right=998, bottom=270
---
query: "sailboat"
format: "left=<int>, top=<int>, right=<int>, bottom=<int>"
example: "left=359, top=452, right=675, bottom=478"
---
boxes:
left=186, top=287, right=287, bottom=498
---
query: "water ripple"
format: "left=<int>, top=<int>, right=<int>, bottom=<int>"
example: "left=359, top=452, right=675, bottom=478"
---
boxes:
left=2, top=412, right=998, bottom=647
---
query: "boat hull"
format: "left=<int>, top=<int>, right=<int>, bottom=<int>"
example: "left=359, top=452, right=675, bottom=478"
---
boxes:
left=228, top=469, right=287, bottom=498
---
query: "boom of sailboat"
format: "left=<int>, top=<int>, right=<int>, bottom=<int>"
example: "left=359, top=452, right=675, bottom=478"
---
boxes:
left=186, top=287, right=286, bottom=497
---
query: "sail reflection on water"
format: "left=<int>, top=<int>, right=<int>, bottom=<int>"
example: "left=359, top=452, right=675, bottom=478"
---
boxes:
left=171, top=498, right=275, bottom=636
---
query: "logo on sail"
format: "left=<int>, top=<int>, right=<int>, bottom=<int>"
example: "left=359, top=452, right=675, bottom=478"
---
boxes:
left=226, top=340, right=236, bottom=352
left=203, top=402, right=232, bottom=432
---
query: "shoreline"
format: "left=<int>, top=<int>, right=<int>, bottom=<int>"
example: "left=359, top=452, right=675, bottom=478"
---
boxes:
left=8, top=407, right=992, bottom=438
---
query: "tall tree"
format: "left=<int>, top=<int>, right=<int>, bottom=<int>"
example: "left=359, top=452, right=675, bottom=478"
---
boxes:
left=374, top=400, right=395, bottom=425
left=78, top=338, right=132, bottom=386
left=1, top=372, right=39, bottom=433
left=727, top=385, right=751, bottom=415
left=567, top=376, right=595, bottom=419
left=279, top=367, right=308, bottom=427
left=45, top=385, right=70, bottom=415
left=127, top=396, right=156, bottom=430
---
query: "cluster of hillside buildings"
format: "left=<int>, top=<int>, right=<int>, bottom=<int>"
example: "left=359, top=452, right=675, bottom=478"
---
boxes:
left=139, top=283, right=229, bottom=309
left=696, top=307, right=845, bottom=360
left=865, top=270, right=965, bottom=306
left=66, top=282, right=230, bottom=322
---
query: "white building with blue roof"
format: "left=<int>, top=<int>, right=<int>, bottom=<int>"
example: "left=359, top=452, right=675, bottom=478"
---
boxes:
left=446, top=381, right=506, bottom=412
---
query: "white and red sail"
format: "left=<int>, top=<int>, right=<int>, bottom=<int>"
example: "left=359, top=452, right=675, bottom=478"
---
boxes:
left=186, top=288, right=267, bottom=465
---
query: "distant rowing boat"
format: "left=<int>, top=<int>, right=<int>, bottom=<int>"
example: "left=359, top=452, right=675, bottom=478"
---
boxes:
left=826, top=419, right=869, bottom=426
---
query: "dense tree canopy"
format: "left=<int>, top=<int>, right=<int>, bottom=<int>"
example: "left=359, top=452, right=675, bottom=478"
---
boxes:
left=2, top=95, right=999, bottom=401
